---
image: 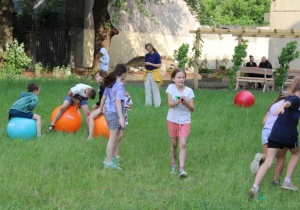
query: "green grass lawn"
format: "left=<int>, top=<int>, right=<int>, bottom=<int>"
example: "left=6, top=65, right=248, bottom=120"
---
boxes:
left=0, top=78, right=299, bottom=209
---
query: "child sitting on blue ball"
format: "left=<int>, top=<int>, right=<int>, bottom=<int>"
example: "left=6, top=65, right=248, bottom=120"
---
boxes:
left=8, top=83, right=41, bottom=137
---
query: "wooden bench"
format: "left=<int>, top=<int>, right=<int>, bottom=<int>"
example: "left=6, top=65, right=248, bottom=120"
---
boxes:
left=235, top=67, right=274, bottom=92
left=282, top=68, right=300, bottom=89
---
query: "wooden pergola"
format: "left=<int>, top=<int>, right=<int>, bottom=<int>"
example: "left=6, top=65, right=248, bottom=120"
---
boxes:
left=190, top=27, right=300, bottom=89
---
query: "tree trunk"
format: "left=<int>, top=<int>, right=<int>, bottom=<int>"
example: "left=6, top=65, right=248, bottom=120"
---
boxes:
left=92, top=0, right=118, bottom=70
left=0, top=0, right=13, bottom=48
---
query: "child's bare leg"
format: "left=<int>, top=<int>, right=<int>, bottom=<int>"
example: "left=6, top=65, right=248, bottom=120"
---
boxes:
left=179, top=137, right=188, bottom=168
left=262, top=143, right=268, bottom=161
left=81, top=105, right=90, bottom=126
left=254, top=148, right=278, bottom=186
left=171, top=137, right=178, bottom=164
left=106, top=129, right=119, bottom=163
left=273, top=148, right=287, bottom=182
left=88, top=109, right=101, bottom=140
left=285, top=146, right=300, bottom=179
left=32, top=114, right=41, bottom=137
left=51, top=100, right=71, bottom=125
left=113, top=130, right=123, bottom=157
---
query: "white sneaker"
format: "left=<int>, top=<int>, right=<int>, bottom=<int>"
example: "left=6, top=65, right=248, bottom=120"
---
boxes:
left=179, top=170, right=188, bottom=178
left=170, top=165, right=177, bottom=174
left=247, top=187, right=258, bottom=202
left=250, top=153, right=262, bottom=174
left=281, top=181, right=298, bottom=191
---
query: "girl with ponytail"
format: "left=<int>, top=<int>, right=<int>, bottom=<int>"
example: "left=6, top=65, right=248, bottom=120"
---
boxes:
left=248, top=77, right=300, bottom=201
left=88, top=64, right=128, bottom=170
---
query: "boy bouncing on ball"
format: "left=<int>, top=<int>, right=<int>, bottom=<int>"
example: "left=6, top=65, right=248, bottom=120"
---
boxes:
left=47, top=83, right=96, bottom=132
left=8, top=83, right=42, bottom=137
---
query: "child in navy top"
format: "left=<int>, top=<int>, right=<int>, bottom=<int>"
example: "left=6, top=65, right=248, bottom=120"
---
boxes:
left=248, top=77, right=300, bottom=201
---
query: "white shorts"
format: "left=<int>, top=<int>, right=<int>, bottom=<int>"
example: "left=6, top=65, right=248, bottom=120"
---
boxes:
left=261, top=128, right=272, bottom=145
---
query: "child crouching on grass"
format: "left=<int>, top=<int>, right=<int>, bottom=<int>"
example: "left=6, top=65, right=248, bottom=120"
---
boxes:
left=167, top=68, right=194, bottom=178
left=98, top=64, right=128, bottom=170
left=9, top=83, right=41, bottom=137
left=248, top=77, right=300, bottom=202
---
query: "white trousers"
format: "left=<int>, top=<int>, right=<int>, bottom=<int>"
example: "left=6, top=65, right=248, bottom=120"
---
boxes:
left=145, top=73, right=161, bottom=107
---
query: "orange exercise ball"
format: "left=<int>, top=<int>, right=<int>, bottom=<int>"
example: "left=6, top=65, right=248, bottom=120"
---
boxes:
left=93, top=115, right=110, bottom=139
left=50, top=105, right=82, bottom=133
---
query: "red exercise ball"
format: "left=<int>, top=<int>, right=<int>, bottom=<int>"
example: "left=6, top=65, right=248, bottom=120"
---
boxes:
left=234, top=91, right=255, bottom=108
left=50, top=105, right=82, bottom=133
left=93, top=115, right=110, bottom=139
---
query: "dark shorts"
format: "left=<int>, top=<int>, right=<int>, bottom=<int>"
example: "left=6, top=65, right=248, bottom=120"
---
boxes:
left=104, top=111, right=126, bottom=130
left=268, top=140, right=299, bottom=149
left=65, top=95, right=88, bottom=107
left=9, top=109, right=34, bottom=120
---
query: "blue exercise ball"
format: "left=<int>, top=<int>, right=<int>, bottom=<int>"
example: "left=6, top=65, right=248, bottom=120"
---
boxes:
left=7, top=117, right=37, bottom=140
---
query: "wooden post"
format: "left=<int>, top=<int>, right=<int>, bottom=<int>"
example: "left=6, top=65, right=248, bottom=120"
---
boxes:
left=237, top=35, right=242, bottom=45
left=194, top=31, right=200, bottom=90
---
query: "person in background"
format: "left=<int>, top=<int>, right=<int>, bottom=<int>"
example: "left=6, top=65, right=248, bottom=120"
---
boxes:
left=259, top=56, right=272, bottom=69
left=246, top=55, right=257, bottom=67
left=143, top=43, right=162, bottom=108
left=100, top=47, right=109, bottom=72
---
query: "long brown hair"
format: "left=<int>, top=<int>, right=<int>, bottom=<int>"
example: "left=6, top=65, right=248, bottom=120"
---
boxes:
left=287, top=76, right=300, bottom=95
left=145, top=43, right=158, bottom=53
left=268, top=91, right=288, bottom=111
left=103, top=64, right=127, bottom=88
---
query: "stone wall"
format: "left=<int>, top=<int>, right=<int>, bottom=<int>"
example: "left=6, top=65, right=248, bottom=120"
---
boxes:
left=268, top=0, right=300, bottom=68
left=108, top=0, right=269, bottom=69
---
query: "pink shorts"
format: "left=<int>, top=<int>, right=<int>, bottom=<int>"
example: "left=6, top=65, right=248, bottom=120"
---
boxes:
left=167, top=121, right=191, bottom=138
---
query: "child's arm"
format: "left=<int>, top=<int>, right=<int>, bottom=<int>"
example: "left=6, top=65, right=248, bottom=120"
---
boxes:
left=98, top=95, right=107, bottom=113
left=182, top=97, right=194, bottom=112
left=67, top=91, right=80, bottom=104
left=262, top=113, right=269, bottom=125
left=168, top=93, right=181, bottom=108
left=116, top=99, right=125, bottom=127
left=28, top=98, right=38, bottom=111
left=274, top=101, right=291, bottom=116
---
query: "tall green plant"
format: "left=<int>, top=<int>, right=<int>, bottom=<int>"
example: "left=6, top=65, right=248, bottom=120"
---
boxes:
left=274, top=41, right=300, bottom=89
left=174, top=43, right=189, bottom=69
left=0, top=39, right=32, bottom=76
left=228, top=39, right=248, bottom=90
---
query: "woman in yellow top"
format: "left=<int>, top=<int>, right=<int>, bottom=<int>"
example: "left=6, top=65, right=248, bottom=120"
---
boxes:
left=143, top=43, right=163, bottom=107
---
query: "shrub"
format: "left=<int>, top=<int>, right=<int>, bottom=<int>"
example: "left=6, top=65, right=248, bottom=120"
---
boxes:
left=274, top=41, right=300, bottom=89
left=174, top=43, right=189, bottom=69
left=0, top=39, right=31, bottom=75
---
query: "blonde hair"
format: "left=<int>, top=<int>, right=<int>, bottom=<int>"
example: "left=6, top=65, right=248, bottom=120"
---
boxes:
left=287, top=76, right=300, bottom=95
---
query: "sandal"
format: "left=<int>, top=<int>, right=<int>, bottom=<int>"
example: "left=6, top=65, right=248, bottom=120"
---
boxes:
left=46, top=125, right=55, bottom=132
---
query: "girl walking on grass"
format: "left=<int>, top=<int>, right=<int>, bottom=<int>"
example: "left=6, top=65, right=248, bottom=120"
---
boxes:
left=167, top=68, right=194, bottom=178
left=248, top=77, right=300, bottom=201
left=98, top=64, right=127, bottom=170
left=250, top=91, right=288, bottom=185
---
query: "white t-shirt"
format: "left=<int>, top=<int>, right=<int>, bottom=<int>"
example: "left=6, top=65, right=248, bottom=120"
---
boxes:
left=70, top=83, right=92, bottom=98
left=166, top=84, right=195, bottom=124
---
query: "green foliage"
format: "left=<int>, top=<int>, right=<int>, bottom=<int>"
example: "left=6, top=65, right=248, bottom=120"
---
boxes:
left=274, top=41, right=300, bottom=89
left=0, top=39, right=31, bottom=76
left=185, top=0, right=270, bottom=27
left=53, top=65, right=72, bottom=79
left=36, top=0, right=65, bottom=27
left=219, top=64, right=226, bottom=71
left=228, top=39, right=248, bottom=90
left=174, top=43, right=189, bottom=69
